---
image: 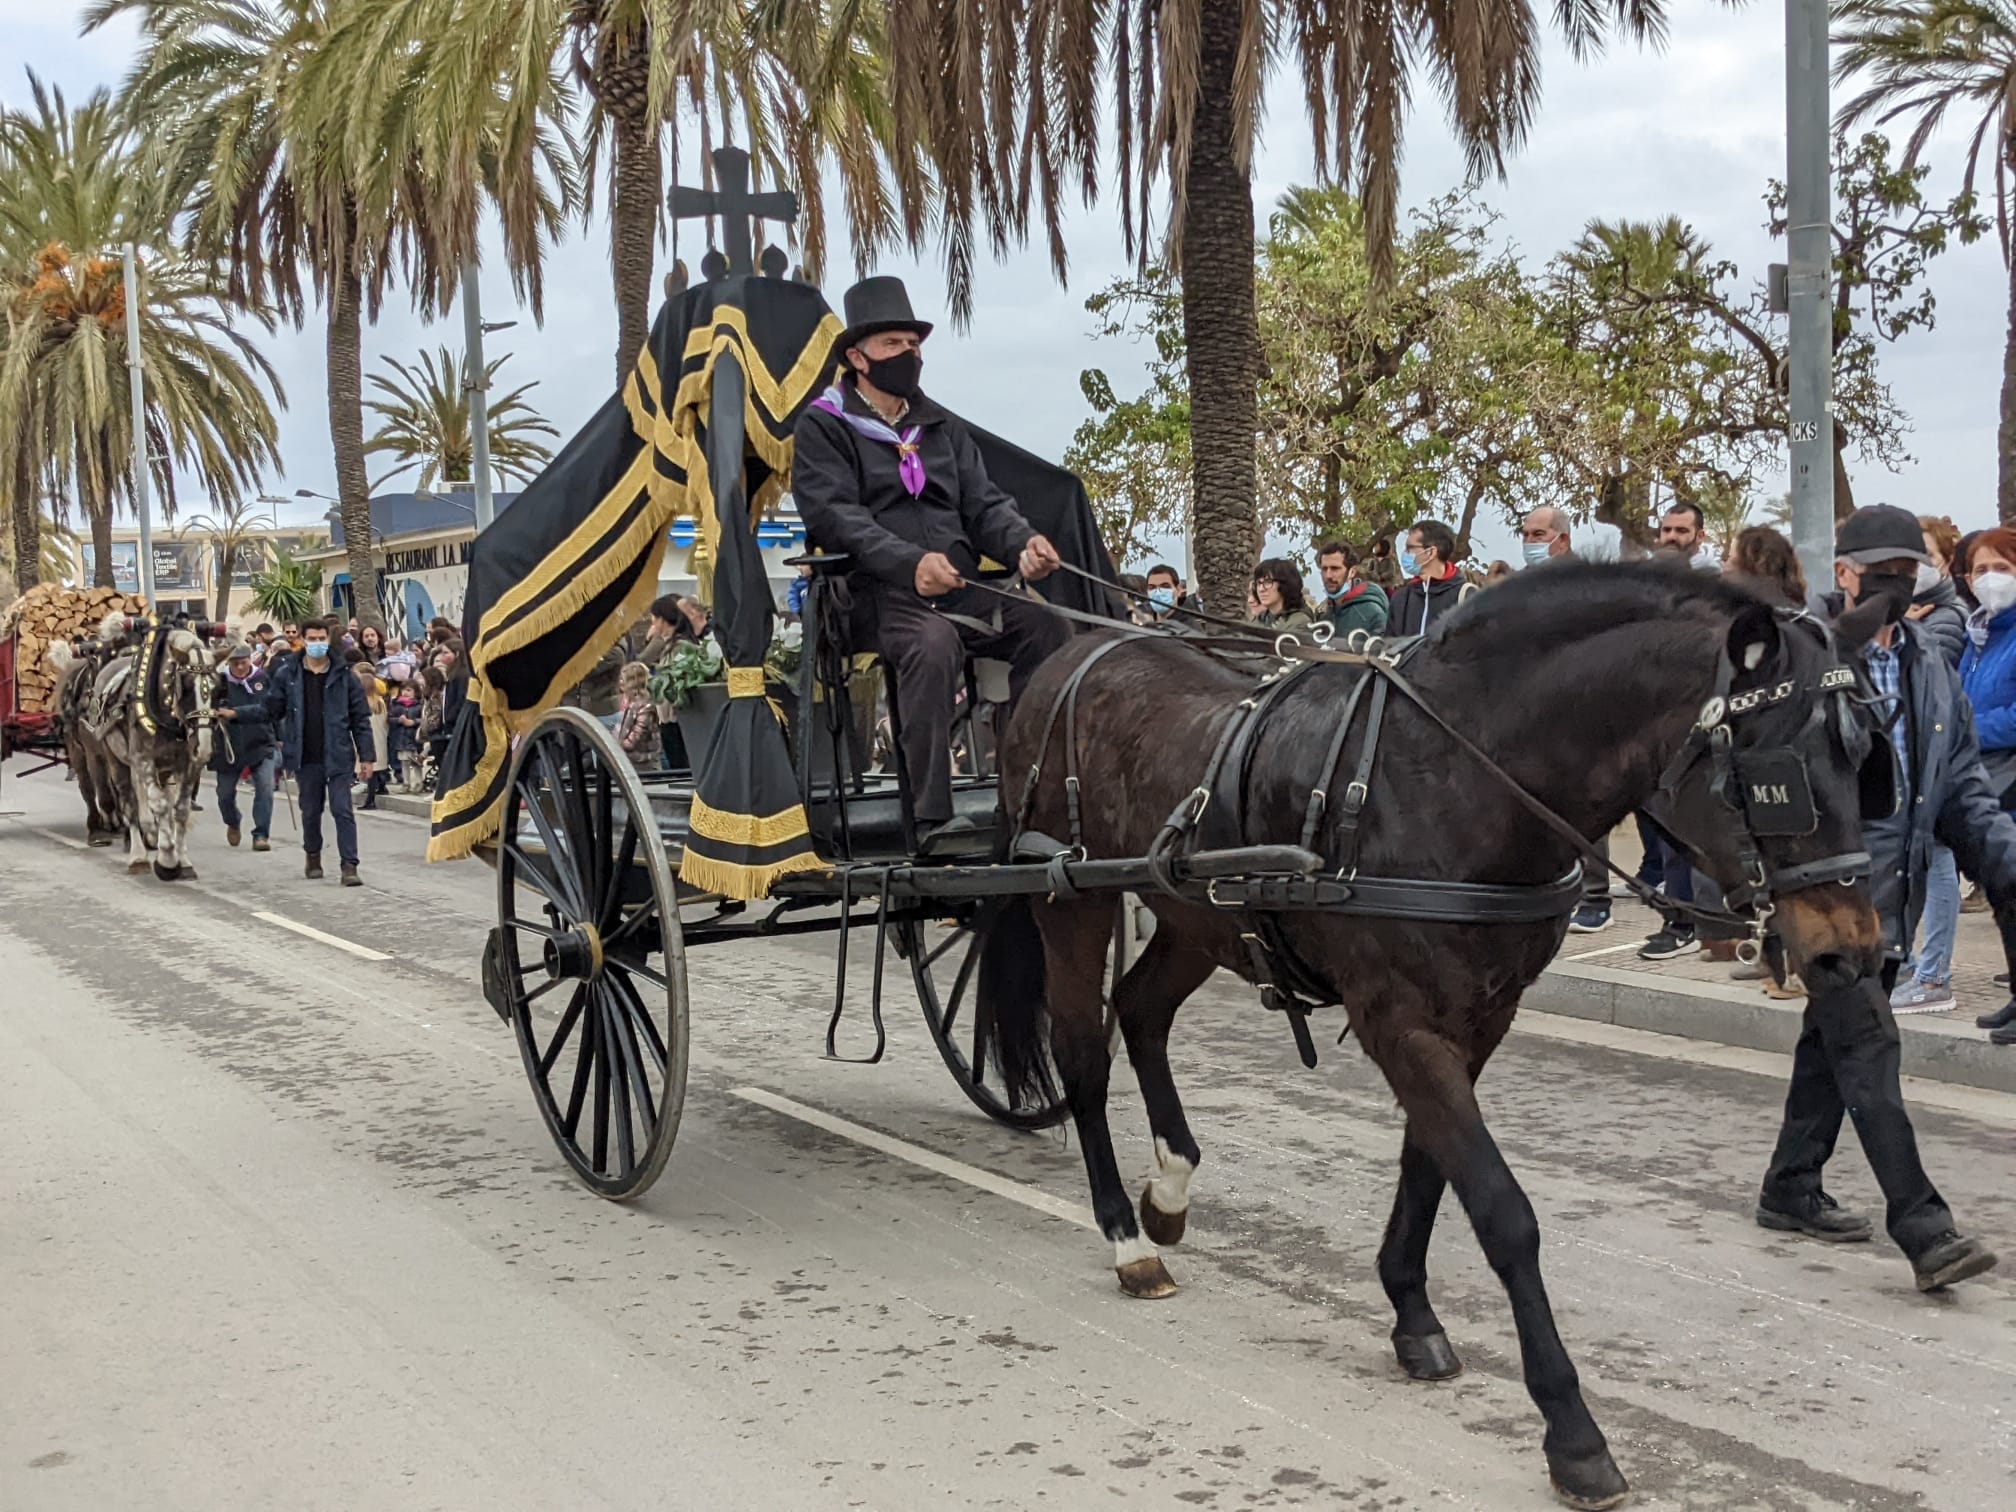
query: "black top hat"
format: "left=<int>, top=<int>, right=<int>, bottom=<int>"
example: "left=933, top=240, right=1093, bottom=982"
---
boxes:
left=837, top=275, right=933, bottom=352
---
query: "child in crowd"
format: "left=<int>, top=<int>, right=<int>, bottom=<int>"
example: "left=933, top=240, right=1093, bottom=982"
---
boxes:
left=617, top=661, right=662, bottom=773
left=387, top=675, right=424, bottom=792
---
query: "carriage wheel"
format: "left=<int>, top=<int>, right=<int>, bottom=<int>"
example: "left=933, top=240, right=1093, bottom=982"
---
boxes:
left=494, top=708, right=689, bottom=1199
left=898, top=902, right=1129, bottom=1132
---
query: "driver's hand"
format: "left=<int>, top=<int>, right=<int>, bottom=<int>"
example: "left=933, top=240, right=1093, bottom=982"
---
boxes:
left=914, top=552, right=963, bottom=597
left=1019, top=535, right=1062, bottom=581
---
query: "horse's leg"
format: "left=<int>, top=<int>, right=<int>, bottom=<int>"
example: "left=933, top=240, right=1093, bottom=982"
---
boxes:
left=1372, top=1021, right=1627, bottom=1511
left=1380, top=1123, right=1463, bottom=1381
left=1114, top=930, right=1217, bottom=1247
left=1041, top=897, right=1174, bottom=1297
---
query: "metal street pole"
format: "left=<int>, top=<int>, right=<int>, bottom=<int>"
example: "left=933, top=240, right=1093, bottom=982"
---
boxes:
left=461, top=260, right=495, bottom=533
left=123, top=242, right=156, bottom=605
left=1785, top=0, right=1835, bottom=590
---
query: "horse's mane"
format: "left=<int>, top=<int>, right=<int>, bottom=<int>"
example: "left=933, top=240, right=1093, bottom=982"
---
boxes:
left=1430, top=560, right=1767, bottom=661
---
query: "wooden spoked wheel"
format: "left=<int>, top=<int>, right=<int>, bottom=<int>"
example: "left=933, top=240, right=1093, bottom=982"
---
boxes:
left=494, top=708, right=689, bottom=1199
left=897, top=902, right=1133, bottom=1132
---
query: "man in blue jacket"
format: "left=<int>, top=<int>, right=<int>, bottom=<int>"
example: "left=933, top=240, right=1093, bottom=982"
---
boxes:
left=210, top=644, right=280, bottom=851
left=1758, top=505, right=2010, bottom=1291
left=277, top=616, right=376, bottom=885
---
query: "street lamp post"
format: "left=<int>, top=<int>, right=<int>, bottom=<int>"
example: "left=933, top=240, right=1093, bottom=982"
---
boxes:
left=462, top=261, right=495, bottom=533
left=1784, top=0, right=1835, bottom=589
left=123, top=243, right=156, bottom=605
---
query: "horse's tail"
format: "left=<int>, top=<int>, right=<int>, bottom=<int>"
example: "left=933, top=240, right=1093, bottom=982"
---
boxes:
left=977, top=897, right=1058, bottom=1110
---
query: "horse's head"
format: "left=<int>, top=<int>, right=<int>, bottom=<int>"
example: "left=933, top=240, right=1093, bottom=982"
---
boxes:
left=1651, top=599, right=1889, bottom=995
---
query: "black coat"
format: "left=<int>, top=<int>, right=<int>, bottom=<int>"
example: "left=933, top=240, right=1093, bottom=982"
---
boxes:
left=1385, top=570, right=1470, bottom=637
left=1909, top=576, right=1968, bottom=668
left=1861, top=620, right=2016, bottom=951
left=276, top=658, right=376, bottom=771
left=210, top=667, right=281, bottom=773
left=792, top=383, right=1038, bottom=587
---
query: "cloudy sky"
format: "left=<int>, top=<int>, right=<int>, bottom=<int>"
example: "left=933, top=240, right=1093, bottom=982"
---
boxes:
left=9, top=2, right=2008, bottom=567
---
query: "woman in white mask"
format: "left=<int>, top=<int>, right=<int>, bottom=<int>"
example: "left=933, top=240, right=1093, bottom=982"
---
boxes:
left=1959, top=529, right=2016, bottom=814
left=1904, top=515, right=1967, bottom=668
left=1894, top=515, right=1969, bottom=1014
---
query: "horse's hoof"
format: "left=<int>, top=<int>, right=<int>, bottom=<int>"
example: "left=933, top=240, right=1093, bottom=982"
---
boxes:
left=1138, top=1185, right=1188, bottom=1247
left=176, top=865, right=198, bottom=881
left=1115, top=1256, right=1179, bottom=1299
left=1392, top=1329, right=1463, bottom=1381
left=1548, top=1447, right=1629, bottom=1511
left=152, top=862, right=181, bottom=882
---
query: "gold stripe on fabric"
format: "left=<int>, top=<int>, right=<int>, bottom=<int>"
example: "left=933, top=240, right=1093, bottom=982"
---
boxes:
left=426, top=706, right=513, bottom=861
left=725, top=666, right=767, bottom=698
left=685, top=792, right=812, bottom=849
left=676, top=846, right=827, bottom=901
left=477, top=446, right=656, bottom=642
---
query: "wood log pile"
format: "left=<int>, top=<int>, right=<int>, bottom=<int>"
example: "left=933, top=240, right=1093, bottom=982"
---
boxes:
left=1, top=583, right=147, bottom=713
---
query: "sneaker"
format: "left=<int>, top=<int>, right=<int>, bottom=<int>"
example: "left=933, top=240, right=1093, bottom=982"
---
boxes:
left=1730, top=960, right=1771, bottom=982
left=1890, top=979, right=1956, bottom=1015
left=1912, top=1230, right=1999, bottom=1292
left=1568, top=903, right=1612, bottom=934
left=226, top=825, right=241, bottom=847
left=1638, top=927, right=1700, bottom=961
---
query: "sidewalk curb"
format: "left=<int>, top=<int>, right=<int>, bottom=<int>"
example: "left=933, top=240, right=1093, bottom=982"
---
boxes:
left=377, top=793, right=433, bottom=821
left=1527, top=961, right=2016, bottom=1096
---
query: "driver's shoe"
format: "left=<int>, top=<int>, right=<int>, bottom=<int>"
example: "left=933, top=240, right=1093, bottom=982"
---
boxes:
left=1913, top=1231, right=1999, bottom=1292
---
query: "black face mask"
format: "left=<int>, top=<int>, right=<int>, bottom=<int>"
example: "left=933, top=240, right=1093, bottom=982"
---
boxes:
left=1858, top=571, right=1915, bottom=625
left=861, top=350, right=922, bottom=399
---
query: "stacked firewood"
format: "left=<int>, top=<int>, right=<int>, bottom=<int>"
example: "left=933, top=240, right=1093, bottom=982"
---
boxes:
left=1, top=583, right=147, bottom=712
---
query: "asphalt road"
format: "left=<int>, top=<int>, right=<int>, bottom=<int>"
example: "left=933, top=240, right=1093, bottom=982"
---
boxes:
left=4, top=759, right=2014, bottom=1512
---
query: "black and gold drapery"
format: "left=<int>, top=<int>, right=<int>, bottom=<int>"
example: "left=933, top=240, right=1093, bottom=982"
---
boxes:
left=428, top=277, right=841, bottom=870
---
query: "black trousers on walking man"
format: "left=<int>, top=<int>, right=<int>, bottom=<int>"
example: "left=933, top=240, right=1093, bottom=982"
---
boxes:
left=296, top=762, right=361, bottom=869
left=871, top=584, right=1069, bottom=823
left=1760, top=962, right=1953, bottom=1257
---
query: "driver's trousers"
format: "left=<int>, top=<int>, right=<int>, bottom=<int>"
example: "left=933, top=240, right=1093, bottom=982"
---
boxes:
left=1760, top=959, right=1954, bottom=1258
left=872, top=584, right=1070, bottom=824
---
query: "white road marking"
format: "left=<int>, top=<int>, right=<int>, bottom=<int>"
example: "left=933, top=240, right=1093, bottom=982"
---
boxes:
left=252, top=910, right=394, bottom=962
left=30, top=825, right=89, bottom=851
left=1561, top=940, right=1644, bottom=961
left=730, top=1086, right=1097, bottom=1232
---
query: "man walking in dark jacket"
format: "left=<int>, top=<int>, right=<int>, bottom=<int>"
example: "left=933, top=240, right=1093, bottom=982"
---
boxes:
left=1758, top=506, right=2007, bottom=1291
left=277, top=617, right=376, bottom=885
left=211, top=644, right=280, bottom=852
left=793, top=276, right=1069, bottom=844
left=1384, top=519, right=1468, bottom=636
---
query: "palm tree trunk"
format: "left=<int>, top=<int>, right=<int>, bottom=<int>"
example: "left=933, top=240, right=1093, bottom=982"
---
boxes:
left=9, top=442, right=39, bottom=591
left=2002, top=246, right=2016, bottom=525
left=214, top=543, right=236, bottom=623
left=328, top=264, right=383, bottom=632
left=1179, top=0, right=1259, bottom=620
left=609, top=99, right=660, bottom=388
left=85, top=475, right=114, bottom=590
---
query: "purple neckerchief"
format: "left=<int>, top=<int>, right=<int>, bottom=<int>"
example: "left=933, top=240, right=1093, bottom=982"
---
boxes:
left=811, top=385, right=925, bottom=497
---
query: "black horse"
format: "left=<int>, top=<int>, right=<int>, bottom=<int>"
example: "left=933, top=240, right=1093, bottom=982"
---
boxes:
left=979, top=563, right=1888, bottom=1510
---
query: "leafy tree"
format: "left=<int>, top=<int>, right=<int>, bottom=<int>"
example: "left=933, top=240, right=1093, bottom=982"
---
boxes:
left=1064, top=272, right=1190, bottom=561
left=246, top=538, right=326, bottom=622
left=365, top=346, right=559, bottom=490
left=178, top=499, right=278, bottom=621
left=1834, top=0, right=2016, bottom=519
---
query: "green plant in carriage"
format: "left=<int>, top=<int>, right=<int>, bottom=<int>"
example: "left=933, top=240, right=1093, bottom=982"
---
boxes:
left=246, top=541, right=324, bottom=624
left=646, top=636, right=723, bottom=710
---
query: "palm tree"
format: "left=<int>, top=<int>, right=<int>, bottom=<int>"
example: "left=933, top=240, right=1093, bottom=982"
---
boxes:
left=365, top=346, right=559, bottom=490
left=1835, top=0, right=2016, bottom=520
left=179, top=498, right=277, bottom=621
left=892, top=0, right=1676, bottom=614
left=331, top=0, right=933, bottom=385
left=0, top=73, right=283, bottom=590
left=90, top=0, right=575, bottom=633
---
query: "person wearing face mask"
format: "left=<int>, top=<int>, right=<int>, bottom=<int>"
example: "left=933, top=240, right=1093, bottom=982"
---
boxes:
left=1957, top=527, right=2016, bottom=817
left=1752, top=505, right=2016, bottom=1288
left=792, top=276, right=1071, bottom=847
left=275, top=616, right=376, bottom=885
left=1518, top=505, right=1576, bottom=569
left=1142, top=563, right=1193, bottom=625
left=1314, top=540, right=1388, bottom=637
left=1384, top=519, right=1469, bottom=636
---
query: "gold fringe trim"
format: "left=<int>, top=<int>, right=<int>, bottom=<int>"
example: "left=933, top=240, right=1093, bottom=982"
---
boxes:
left=478, top=448, right=658, bottom=653
left=725, top=666, right=767, bottom=698
left=686, top=791, right=813, bottom=848
left=426, top=705, right=513, bottom=861
left=677, top=845, right=827, bottom=902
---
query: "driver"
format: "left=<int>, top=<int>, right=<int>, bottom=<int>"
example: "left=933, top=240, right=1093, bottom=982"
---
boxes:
left=793, top=276, right=1071, bottom=845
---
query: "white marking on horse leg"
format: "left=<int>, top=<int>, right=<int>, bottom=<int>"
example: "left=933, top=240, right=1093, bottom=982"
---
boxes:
left=1113, top=1233, right=1159, bottom=1268
left=1146, top=1136, right=1194, bottom=1216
